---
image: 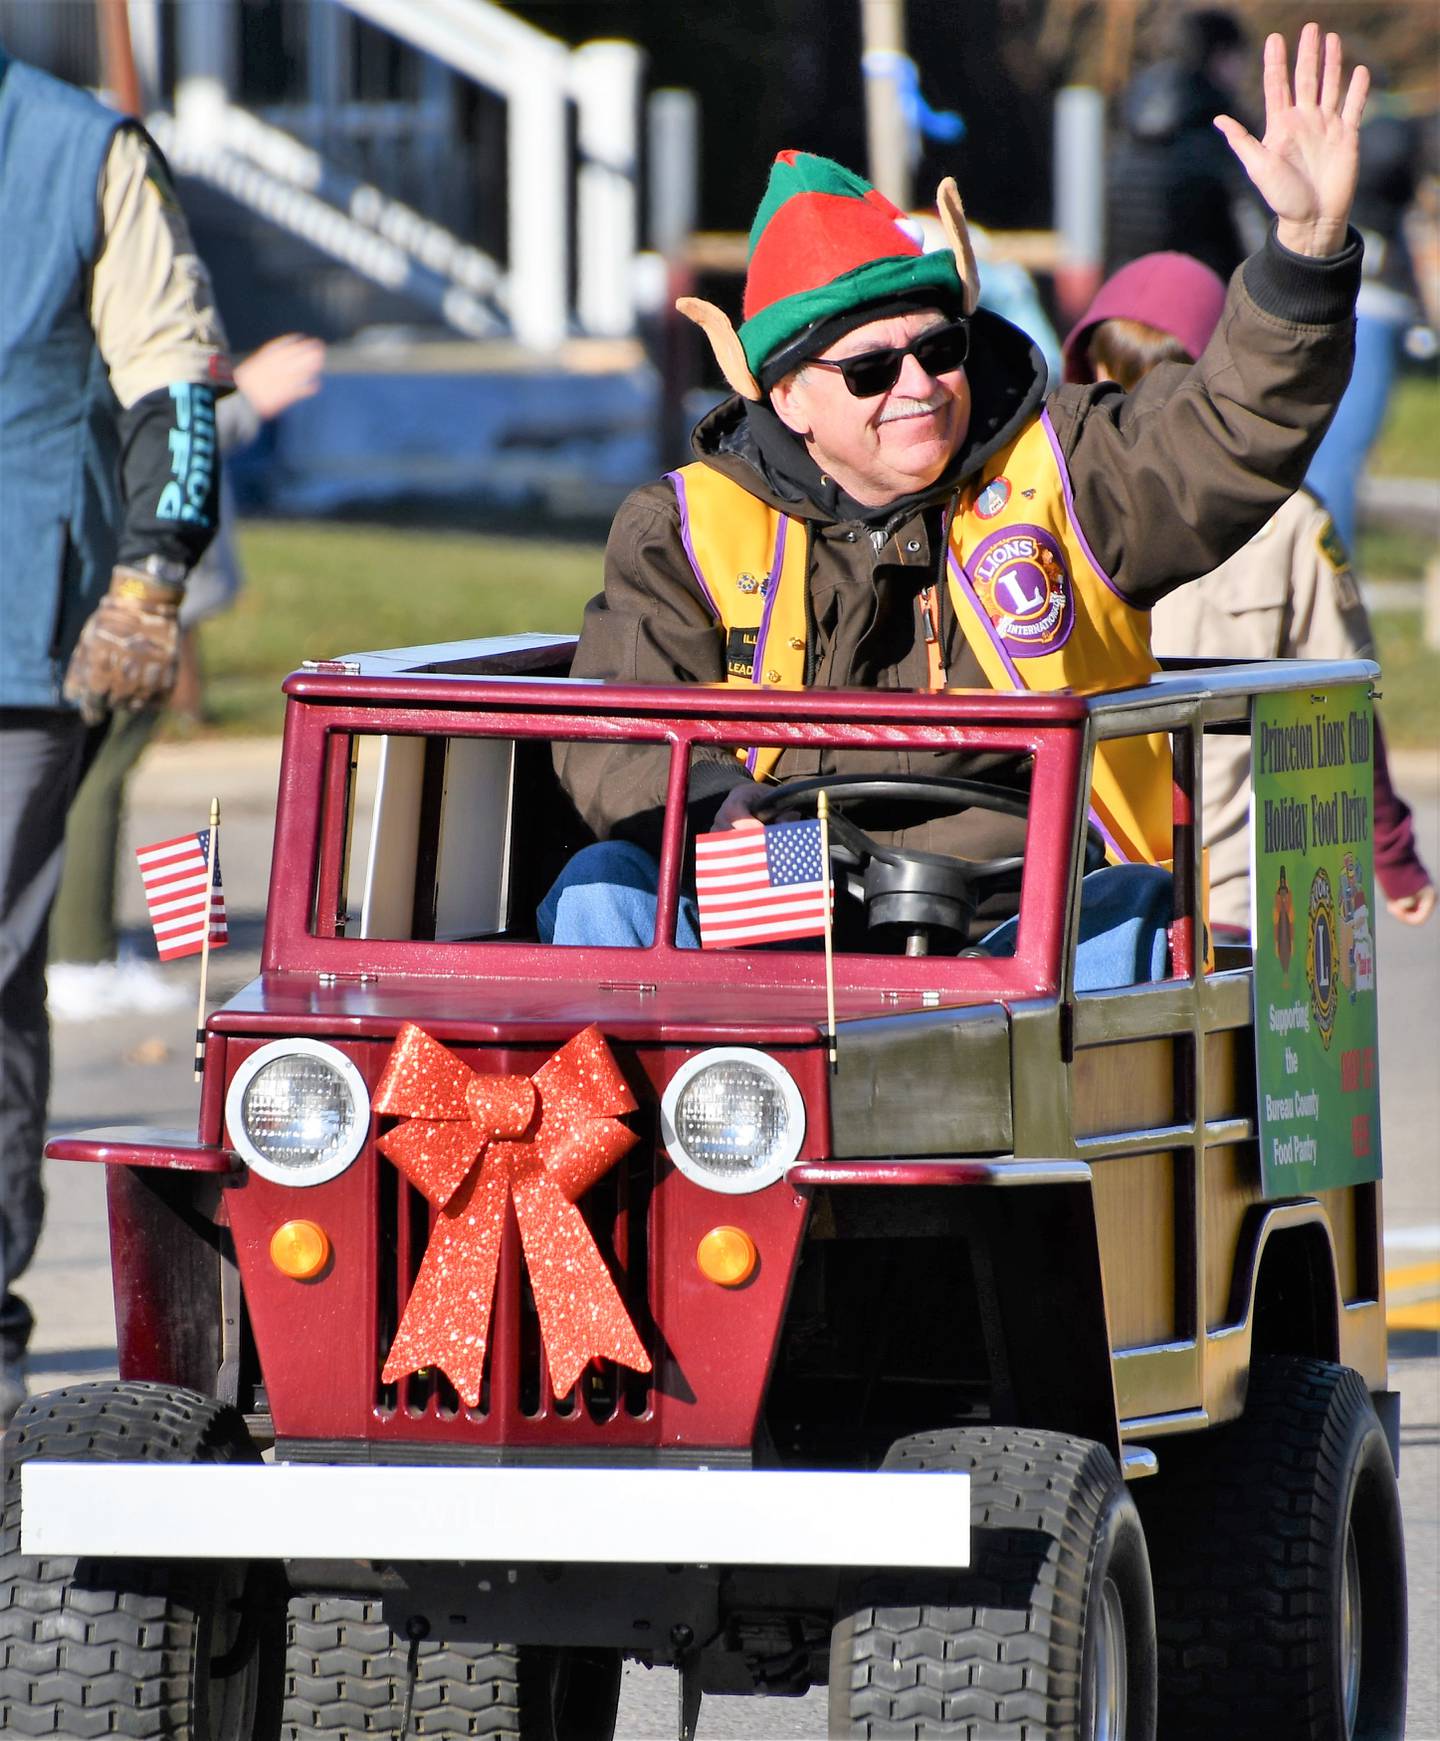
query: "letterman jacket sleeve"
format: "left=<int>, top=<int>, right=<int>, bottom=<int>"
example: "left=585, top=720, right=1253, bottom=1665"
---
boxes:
left=553, top=483, right=751, bottom=848
left=90, top=126, right=231, bottom=575
left=1045, top=225, right=1363, bottom=608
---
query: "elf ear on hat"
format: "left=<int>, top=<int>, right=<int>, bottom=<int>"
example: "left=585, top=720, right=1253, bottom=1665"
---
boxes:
left=678, top=150, right=980, bottom=402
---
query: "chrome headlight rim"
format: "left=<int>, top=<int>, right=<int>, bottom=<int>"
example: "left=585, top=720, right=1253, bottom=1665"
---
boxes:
left=224, top=1038, right=370, bottom=1186
left=659, top=1046, right=805, bottom=1196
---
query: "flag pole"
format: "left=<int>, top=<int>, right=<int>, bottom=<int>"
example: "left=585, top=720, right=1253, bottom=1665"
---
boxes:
left=817, top=790, right=838, bottom=1073
left=194, top=797, right=220, bottom=1082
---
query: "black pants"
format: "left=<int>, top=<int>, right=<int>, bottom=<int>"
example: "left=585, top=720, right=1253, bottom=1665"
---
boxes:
left=0, top=708, right=86, bottom=1375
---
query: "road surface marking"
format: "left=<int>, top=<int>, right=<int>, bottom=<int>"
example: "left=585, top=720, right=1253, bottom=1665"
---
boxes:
left=1383, top=1225, right=1440, bottom=1252
left=1385, top=1259, right=1440, bottom=1332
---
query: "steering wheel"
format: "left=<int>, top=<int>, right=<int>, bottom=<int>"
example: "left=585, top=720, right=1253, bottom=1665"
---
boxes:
left=749, top=773, right=1107, bottom=954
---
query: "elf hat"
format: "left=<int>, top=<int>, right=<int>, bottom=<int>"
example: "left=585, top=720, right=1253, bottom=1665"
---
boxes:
left=678, top=151, right=980, bottom=402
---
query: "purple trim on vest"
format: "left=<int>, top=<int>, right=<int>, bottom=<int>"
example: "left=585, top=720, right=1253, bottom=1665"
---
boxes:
left=948, top=548, right=1026, bottom=689
left=1088, top=808, right=1130, bottom=864
left=744, top=514, right=792, bottom=774
left=1038, top=410, right=1138, bottom=608
left=666, top=470, right=723, bottom=618
left=1036, top=415, right=1145, bottom=861
left=752, top=515, right=789, bottom=680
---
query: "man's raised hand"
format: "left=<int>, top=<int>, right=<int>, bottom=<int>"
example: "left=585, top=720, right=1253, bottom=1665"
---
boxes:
left=1215, top=23, right=1369, bottom=259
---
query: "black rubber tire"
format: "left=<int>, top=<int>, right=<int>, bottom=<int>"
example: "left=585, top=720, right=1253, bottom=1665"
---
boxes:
left=1136, top=1356, right=1406, bottom=1741
left=283, top=1594, right=622, bottom=1740
left=0, top=1379, right=283, bottom=1740
left=828, top=1426, right=1157, bottom=1739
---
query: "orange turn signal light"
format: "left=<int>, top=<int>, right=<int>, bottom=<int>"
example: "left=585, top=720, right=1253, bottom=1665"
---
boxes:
left=269, top=1219, right=331, bottom=1280
left=696, top=1225, right=757, bottom=1288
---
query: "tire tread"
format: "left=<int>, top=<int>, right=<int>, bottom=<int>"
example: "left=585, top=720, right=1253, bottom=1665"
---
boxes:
left=1137, top=1355, right=1405, bottom=1741
left=832, top=1426, right=1145, bottom=1738
left=281, top=1595, right=524, bottom=1739
left=0, top=1381, right=258, bottom=1740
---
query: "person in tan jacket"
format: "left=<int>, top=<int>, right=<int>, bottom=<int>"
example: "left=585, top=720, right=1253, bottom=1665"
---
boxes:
left=1062, top=248, right=1434, bottom=934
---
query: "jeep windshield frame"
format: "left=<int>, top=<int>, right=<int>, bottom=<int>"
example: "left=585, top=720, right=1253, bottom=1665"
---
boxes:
left=268, top=665, right=1090, bottom=1000
left=267, top=652, right=1379, bottom=1008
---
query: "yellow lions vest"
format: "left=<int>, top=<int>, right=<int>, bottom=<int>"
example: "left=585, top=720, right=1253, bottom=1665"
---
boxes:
left=667, top=413, right=1172, bottom=864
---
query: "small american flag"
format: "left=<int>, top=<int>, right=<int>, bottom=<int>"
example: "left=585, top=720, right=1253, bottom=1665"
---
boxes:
left=135, top=829, right=227, bottom=961
left=695, top=819, right=832, bottom=949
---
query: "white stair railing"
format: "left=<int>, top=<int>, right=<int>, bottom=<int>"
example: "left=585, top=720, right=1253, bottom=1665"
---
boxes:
left=149, top=113, right=501, bottom=340
left=206, top=106, right=501, bottom=302
left=338, top=0, right=575, bottom=349
left=171, top=0, right=645, bottom=351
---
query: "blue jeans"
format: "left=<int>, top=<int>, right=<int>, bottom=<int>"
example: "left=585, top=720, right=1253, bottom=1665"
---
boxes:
left=978, top=862, right=1172, bottom=991
left=1304, top=311, right=1404, bottom=555
left=539, top=842, right=701, bottom=949
left=538, top=841, right=1172, bottom=990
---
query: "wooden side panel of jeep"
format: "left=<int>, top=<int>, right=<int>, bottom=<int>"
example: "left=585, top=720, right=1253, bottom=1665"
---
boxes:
left=1049, top=707, right=1388, bottom=1444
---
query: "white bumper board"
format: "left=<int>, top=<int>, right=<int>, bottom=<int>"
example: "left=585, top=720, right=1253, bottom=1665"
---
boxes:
left=21, top=1463, right=970, bottom=1567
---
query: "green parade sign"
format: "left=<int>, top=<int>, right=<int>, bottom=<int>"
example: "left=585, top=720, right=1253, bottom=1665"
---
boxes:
left=1251, top=683, right=1381, bottom=1198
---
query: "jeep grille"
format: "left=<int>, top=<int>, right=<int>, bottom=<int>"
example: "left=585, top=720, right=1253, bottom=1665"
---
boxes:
left=371, top=1119, right=657, bottom=1441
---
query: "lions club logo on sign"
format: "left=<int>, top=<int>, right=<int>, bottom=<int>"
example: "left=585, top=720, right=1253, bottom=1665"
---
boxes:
left=968, top=525, right=1074, bottom=657
left=1306, top=866, right=1338, bottom=1050
left=975, top=477, right=1012, bottom=519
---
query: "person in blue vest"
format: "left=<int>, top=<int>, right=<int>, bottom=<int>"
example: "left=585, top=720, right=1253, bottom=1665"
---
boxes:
left=542, top=28, right=1371, bottom=964
left=0, top=47, right=230, bottom=1429
left=45, top=332, right=326, bottom=1024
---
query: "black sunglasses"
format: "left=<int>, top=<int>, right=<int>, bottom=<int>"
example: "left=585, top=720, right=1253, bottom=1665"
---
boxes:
left=804, top=317, right=971, bottom=398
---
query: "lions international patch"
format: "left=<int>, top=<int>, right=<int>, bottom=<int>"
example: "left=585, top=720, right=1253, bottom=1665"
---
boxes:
left=968, top=525, right=1074, bottom=657
left=1306, top=867, right=1338, bottom=1050
left=975, top=477, right=1012, bottom=519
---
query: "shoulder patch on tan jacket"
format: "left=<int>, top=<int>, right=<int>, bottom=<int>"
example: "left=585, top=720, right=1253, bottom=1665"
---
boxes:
left=1315, top=515, right=1363, bottom=611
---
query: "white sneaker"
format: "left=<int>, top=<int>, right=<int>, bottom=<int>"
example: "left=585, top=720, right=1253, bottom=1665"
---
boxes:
left=47, top=956, right=189, bottom=1021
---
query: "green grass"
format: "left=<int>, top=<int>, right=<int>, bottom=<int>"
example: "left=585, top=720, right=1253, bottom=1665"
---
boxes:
left=1355, top=523, right=1434, bottom=583
left=189, top=521, right=604, bottom=736
left=1372, top=612, right=1440, bottom=751
left=1370, top=373, right=1440, bottom=479
left=185, top=520, right=1440, bottom=751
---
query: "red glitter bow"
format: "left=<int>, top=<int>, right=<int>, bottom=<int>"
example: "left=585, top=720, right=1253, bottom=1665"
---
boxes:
left=375, top=1023, right=650, bottom=1404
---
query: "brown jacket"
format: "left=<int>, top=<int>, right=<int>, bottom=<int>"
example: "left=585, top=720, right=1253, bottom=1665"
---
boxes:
left=556, top=233, right=1361, bottom=859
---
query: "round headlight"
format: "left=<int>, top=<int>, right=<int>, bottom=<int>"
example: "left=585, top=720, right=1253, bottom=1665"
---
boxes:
left=225, top=1040, right=370, bottom=1186
left=660, top=1048, right=804, bottom=1195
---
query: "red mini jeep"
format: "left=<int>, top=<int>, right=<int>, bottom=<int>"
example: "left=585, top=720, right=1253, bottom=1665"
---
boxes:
left=5, top=637, right=1405, bottom=1741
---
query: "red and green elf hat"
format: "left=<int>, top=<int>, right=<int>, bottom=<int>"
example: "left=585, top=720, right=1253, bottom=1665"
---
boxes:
left=739, top=151, right=964, bottom=376
left=678, top=153, right=980, bottom=401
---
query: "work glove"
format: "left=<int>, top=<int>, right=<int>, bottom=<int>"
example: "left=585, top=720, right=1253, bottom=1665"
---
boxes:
left=63, top=565, right=184, bottom=725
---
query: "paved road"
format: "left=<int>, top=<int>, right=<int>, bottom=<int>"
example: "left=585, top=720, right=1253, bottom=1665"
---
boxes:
left=26, top=739, right=1439, bottom=1739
